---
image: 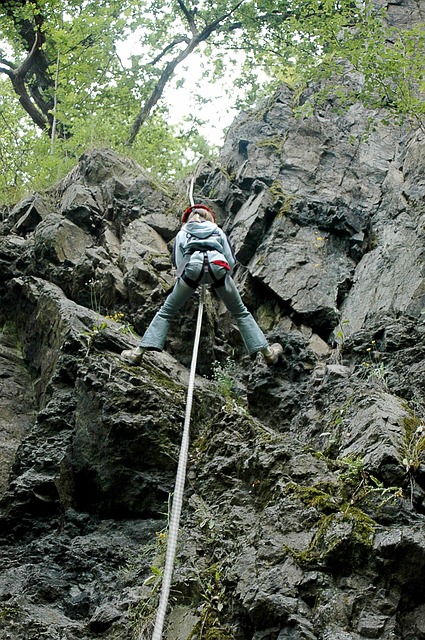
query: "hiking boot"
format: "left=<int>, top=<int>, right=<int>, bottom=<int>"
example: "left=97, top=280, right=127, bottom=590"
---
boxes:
left=120, top=347, right=144, bottom=365
left=262, top=343, right=283, bottom=365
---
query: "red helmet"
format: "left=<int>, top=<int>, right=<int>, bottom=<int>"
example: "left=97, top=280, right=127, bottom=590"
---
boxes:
left=181, top=204, right=216, bottom=223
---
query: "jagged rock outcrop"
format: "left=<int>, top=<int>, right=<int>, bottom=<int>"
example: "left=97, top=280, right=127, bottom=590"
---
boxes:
left=1, top=17, right=425, bottom=639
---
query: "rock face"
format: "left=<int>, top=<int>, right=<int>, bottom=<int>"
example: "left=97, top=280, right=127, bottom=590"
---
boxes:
left=1, top=44, right=425, bottom=640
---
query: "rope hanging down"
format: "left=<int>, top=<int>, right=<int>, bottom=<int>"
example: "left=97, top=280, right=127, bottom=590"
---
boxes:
left=150, top=287, right=205, bottom=640
left=150, top=176, right=203, bottom=640
left=188, top=173, right=196, bottom=207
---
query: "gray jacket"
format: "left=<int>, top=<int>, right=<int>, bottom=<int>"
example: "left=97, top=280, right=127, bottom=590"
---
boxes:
left=172, top=221, right=236, bottom=273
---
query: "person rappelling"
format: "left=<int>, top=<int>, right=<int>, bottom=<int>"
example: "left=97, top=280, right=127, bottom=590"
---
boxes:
left=121, top=201, right=283, bottom=640
left=120, top=204, right=283, bottom=366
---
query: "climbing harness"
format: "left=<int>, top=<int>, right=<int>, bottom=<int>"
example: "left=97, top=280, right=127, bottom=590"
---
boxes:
left=176, top=250, right=229, bottom=290
left=149, top=176, right=204, bottom=640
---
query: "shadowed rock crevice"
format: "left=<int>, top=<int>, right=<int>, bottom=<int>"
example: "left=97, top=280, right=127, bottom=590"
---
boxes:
left=0, top=321, right=36, bottom=500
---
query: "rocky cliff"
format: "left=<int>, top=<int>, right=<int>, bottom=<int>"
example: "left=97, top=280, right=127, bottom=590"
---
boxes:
left=1, top=13, right=425, bottom=640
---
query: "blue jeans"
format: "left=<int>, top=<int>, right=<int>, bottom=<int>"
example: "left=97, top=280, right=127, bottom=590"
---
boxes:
left=140, top=273, right=268, bottom=354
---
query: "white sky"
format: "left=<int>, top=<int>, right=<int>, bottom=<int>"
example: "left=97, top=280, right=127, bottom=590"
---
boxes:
left=163, top=56, right=242, bottom=146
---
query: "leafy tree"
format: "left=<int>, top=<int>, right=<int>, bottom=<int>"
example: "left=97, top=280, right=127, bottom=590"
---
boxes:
left=0, top=0, right=250, bottom=145
left=0, top=0, right=423, bottom=203
left=285, top=1, right=425, bottom=131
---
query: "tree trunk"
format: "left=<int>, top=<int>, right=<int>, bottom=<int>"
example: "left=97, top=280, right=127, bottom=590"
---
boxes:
left=0, top=2, right=54, bottom=132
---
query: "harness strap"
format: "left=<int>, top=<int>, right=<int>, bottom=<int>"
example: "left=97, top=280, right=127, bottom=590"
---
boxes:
left=209, top=258, right=229, bottom=289
left=175, top=254, right=192, bottom=278
left=210, top=274, right=227, bottom=289
left=181, top=252, right=208, bottom=289
left=180, top=251, right=229, bottom=289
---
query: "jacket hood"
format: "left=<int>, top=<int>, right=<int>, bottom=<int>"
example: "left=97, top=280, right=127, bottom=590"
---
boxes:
left=183, top=220, right=218, bottom=239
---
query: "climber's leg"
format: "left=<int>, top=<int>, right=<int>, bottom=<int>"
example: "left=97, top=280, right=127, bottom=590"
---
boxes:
left=139, top=278, right=197, bottom=350
left=214, top=276, right=269, bottom=354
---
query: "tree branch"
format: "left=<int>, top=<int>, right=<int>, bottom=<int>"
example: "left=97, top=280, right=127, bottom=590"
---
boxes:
left=197, top=0, right=246, bottom=42
left=0, top=1, right=54, bottom=130
left=0, top=58, right=16, bottom=72
left=6, top=25, right=50, bottom=130
left=151, top=36, right=190, bottom=66
left=0, top=66, right=13, bottom=78
left=16, top=27, right=43, bottom=78
left=177, top=0, right=198, bottom=36
left=126, top=0, right=247, bottom=145
left=12, top=75, right=49, bottom=130
left=126, top=36, right=199, bottom=146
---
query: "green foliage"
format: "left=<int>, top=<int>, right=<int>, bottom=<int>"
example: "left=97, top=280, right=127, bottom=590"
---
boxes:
left=0, top=605, right=19, bottom=620
left=0, top=0, right=220, bottom=202
left=319, top=454, right=402, bottom=507
left=126, top=527, right=168, bottom=637
left=285, top=454, right=402, bottom=567
left=200, top=565, right=226, bottom=621
left=401, top=414, right=425, bottom=473
left=142, top=530, right=167, bottom=593
left=105, top=312, right=137, bottom=337
left=186, top=563, right=236, bottom=640
left=285, top=484, right=376, bottom=567
left=211, top=357, right=236, bottom=399
left=210, top=357, right=249, bottom=416
left=0, top=87, right=213, bottom=205
left=399, top=401, right=425, bottom=504
left=80, top=303, right=137, bottom=355
left=291, top=2, right=425, bottom=130
left=0, top=83, right=58, bottom=199
left=0, top=0, right=424, bottom=200
left=358, top=341, right=388, bottom=387
left=332, top=318, right=350, bottom=364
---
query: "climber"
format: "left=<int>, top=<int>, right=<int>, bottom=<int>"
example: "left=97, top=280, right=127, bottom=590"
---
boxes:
left=120, top=204, right=283, bottom=366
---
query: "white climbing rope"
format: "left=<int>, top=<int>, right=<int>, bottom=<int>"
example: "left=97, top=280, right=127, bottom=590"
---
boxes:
left=188, top=175, right=196, bottom=207
left=150, top=285, right=205, bottom=640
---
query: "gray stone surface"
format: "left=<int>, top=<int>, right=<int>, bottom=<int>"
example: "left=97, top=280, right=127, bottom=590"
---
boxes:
left=1, top=24, right=425, bottom=637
